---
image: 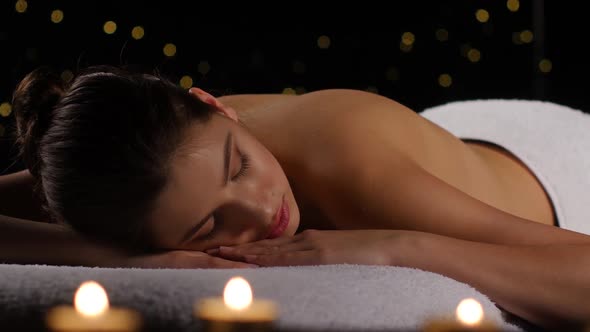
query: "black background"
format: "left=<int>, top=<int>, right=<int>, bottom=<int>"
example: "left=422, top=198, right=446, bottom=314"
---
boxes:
left=1, top=1, right=588, bottom=173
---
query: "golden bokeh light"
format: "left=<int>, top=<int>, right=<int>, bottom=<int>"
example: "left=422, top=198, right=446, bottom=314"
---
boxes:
left=507, top=0, right=520, bottom=12
left=103, top=21, right=117, bottom=34
left=539, top=59, right=552, bottom=73
left=475, top=9, right=490, bottom=23
left=61, top=70, right=73, bottom=83
left=435, top=28, right=449, bottom=42
left=163, top=43, right=177, bottom=57
left=401, top=32, right=415, bottom=46
left=386, top=67, right=399, bottom=81
left=0, top=102, right=12, bottom=117
left=51, top=10, right=64, bottom=24
left=131, top=26, right=145, bottom=40
left=317, top=35, right=331, bottom=49
left=180, top=75, right=193, bottom=89
left=520, top=30, right=533, bottom=43
left=282, top=87, right=296, bottom=95
left=198, top=61, right=210, bottom=75
left=438, top=74, right=452, bottom=88
left=467, top=48, right=481, bottom=63
left=15, top=0, right=27, bottom=13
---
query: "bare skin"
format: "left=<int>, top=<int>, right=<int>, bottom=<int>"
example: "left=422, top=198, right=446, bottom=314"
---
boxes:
left=2, top=88, right=590, bottom=328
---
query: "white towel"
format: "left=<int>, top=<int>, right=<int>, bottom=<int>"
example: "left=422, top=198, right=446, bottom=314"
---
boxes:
left=0, top=263, right=525, bottom=331
left=421, top=99, right=590, bottom=235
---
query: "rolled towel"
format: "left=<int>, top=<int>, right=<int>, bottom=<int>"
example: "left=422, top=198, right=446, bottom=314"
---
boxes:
left=421, top=99, right=590, bottom=235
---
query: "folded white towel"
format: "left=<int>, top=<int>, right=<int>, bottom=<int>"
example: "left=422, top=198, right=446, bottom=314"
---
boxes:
left=421, top=99, right=590, bottom=235
left=0, top=264, right=525, bottom=331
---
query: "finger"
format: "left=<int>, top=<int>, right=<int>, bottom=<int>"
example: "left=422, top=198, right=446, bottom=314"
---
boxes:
left=216, top=241, right=314, bottom=261
left=206, top=236, right=300, bottom=256
left=234, top=236, right=302, bottom=250
left=242, top=250, right=317, bottom=267
left=209, top=256, right=259, bottom=269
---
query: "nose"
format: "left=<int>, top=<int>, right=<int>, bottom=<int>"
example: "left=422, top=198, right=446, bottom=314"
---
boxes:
left=223, top=185, right=279, bottom=237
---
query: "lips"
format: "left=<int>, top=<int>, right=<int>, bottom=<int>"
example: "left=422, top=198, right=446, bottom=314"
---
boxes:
left=267, top=197, right=290, bottom=239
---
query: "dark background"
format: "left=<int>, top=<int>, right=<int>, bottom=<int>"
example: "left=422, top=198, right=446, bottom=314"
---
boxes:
left=0, top=1, right=588, bottom=173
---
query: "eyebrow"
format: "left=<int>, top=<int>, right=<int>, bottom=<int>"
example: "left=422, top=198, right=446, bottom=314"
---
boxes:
left=223, top=131, right=233, bottom=185
left=180, top=131, right=232, bottom=245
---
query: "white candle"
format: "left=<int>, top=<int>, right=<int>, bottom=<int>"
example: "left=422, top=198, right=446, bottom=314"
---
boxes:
left=422, top=298, right=499, bottom=331
left=46, top=281, right=141, bottom=332
left=195, top=276, right=278, bottom=332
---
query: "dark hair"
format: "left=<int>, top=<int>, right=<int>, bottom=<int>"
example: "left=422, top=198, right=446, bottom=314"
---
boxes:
left=12, top=65, right=213, bottom=249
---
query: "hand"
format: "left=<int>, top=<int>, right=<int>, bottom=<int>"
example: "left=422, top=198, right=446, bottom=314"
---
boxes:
left=118, top=250, right=259, bottom=269
left=207, top=229, right=407, bottom=267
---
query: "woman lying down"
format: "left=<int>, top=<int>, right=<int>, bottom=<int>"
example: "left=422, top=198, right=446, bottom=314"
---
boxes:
left=2, top=65, right=590, bottom=330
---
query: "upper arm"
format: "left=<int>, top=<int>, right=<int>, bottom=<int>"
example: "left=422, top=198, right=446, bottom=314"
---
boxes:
left=323, top=153, right=590, bottom=246
left=0, top=170, right=49, bottom=222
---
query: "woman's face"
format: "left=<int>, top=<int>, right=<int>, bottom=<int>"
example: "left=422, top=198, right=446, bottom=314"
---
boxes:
left=149, top=112, right=300, bottom=251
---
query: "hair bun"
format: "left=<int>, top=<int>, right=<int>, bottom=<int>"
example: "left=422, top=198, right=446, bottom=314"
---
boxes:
left=12, top=66, right=66, bottom=177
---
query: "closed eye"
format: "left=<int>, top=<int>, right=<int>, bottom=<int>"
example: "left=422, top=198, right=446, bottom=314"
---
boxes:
left=232, top=152, right=250, bottom=181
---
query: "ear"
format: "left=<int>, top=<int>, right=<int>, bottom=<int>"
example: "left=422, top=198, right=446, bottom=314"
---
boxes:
left=188, top=87, right=238, bottom=122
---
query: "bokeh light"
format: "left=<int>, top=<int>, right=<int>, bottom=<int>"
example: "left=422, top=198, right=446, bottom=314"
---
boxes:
left=51, top=10, right=64, bottom=24
left=180, top=75, right=193, bottom=89
left=401, top=32, right=415, bottom=46
left=467, top=48, right=481, bottom=63
left=507, top=0, right=520, bottom=12
left=163, top=43, right=176, bottom=57
left=317, top=35, right=331, bottom=49
left=438, top=74, right=452, bottom=87
left=131, top=26, right=144, bottom=40
left=539, top=59, right=552, bottom=73
left=520, top=30, right=533, bottom=43
left=15, top=0, right=27, bottom=13
left=475, top=9, right=490, bottom=23
left=103, top=21, right=117, bottom=34
left=0, top=102, right=13, bottom=117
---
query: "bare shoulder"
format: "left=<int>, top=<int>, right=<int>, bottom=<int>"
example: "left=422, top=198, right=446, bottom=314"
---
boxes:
left=0, top=169, right=34, bottom=188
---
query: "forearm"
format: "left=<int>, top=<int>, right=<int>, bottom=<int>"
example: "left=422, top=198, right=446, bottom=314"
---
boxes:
left=0, top=214, right=126, bottom=267
left=0, top=169, right=48, bottom=221
left=399, top=232, right=590, bottom=330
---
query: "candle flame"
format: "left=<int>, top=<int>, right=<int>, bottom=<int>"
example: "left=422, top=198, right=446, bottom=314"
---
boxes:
left=456, top=298, right=484, bottom=326
left=74, top=281, right=109, bottom=316
left=223, top=276, right=253, bottom=311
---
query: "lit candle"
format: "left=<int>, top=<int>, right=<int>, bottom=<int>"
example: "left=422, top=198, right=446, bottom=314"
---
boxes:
left=46, top=280, right=141, bottom=332
left=422, top=298, right=499, bottom=331
left=195, top=276, right=278, bottom=332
